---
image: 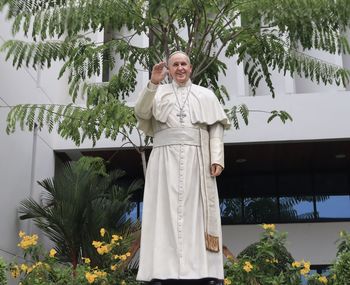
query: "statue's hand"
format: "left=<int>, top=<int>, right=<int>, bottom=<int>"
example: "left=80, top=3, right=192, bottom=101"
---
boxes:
left=150, top=62, right=168, bottom=85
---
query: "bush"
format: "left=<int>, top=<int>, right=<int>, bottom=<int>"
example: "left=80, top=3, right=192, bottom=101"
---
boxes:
left=224, top=224, right=303, bottom=285
left=328, top=230, right=350, bottom=285
left=0, top=257, right=6, bottom=285
left=6, top=229, right=140, bottom=285
left=238, top=224, right=294, bottom=274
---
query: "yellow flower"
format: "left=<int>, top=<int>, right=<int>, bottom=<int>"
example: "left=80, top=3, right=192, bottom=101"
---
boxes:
left=318, top=276, right=328, bottom=284
left=121, top=281, right=126, bottom=285
left=49, top=248, right=57, bottom=257
left=83, top=257, right=91, bottom=264
left=292, top=261, right=301, bottom=268
left=111, top=264, right=117, bottom=271
left=300, top=261, right=311, bottom=276
left=18, top=231, right=25, bottom=238
left=303, top=261, right=311, bottom=270
left=100, top=228, right=106, bottom=237
left=20, top=264, right=28, bottom=272
left=17, top=234, right=39, bottom=249
left=126, top=252, right=131, bottom=257
left=92, top=241, right=103, bottom=248
left=262, top=224, right=275, bottom=236
left=224, top=278, right=232, bottom=285
left=243, top=261, right=253, bottom=272
left=93, top=270, right=107, bottom=278
left=262, top=224, right=276, bottom=231
left=85, top=272, right=97, bottom=284
left=97, top=245, right=110, bottom=255
left=111, top=234, right=122, bottom=244
left=10, top=265, right=20, bottom=278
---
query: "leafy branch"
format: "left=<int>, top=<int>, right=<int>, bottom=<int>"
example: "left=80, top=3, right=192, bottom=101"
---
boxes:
left=6, top=101, right=136, bottom=146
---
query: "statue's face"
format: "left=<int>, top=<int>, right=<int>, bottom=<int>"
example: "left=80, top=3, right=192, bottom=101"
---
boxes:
left=168, top=53, right=192, bottom=85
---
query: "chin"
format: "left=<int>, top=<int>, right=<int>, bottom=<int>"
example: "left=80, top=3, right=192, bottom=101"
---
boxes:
left=176, top=78, right=187, bottom=84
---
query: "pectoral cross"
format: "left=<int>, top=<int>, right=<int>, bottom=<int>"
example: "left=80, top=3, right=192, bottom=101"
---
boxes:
left=177, top=109, right=186, bottom=123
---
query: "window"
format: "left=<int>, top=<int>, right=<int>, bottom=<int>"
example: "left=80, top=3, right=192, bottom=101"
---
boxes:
left=279, top=196, right=314, bottom=221
left=316, top=195, right=350, bottom=219
left=219, top=170, right=350, bottom=224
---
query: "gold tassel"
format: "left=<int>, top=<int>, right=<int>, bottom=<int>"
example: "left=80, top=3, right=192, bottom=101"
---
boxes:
left=205, top=233, right=220, bottom=252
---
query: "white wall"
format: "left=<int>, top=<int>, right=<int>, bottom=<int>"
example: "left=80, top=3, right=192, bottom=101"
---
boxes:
left=0, top=8, right=58, bottom=268
left=223, top=222, right=350, bottom=264
left=224, top=90, right=350, bottom=144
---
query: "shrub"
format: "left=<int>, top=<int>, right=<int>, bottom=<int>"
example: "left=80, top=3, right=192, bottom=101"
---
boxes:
left=0, top=257, right=6, bottom=285
left=225, top=224, right=304, bottom=285
left=7, top=229, right=140, bottom=285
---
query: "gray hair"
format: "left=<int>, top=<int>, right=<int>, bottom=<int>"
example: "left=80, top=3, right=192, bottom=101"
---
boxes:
left=168, top=51, right=191, bottom=65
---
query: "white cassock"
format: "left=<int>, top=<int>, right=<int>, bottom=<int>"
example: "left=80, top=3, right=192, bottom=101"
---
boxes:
left=134, top=80, right=230, bottom=281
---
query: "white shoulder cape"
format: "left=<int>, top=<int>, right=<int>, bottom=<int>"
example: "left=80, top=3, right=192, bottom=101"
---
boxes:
left=138, top=83, right=231, bottom=137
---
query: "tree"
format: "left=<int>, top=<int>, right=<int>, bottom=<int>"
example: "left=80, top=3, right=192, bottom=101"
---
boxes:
left=1, top=0, right=349, bottom=149
left=19, top=156, right=143, bottom=268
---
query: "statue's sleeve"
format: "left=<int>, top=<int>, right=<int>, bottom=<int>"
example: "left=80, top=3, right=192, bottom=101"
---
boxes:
left=134, top=82, right=159, bottom=137
left=209, top=123, right=224, bottom=168
left=134, top=81, right=158, bottom=119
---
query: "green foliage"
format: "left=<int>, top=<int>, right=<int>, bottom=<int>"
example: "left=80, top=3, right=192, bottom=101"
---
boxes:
left=227, top=0, right=350, bottom=97
left=225, top=225, right=302, bottom=285
left=268, top=110, right=293, bottom=124
left=6, top=100, right=136, bottom=146
left=226, top=104, right=293, bottom=130
left=0, top=257, right=6, bottom=285
left=331, top=251, right=350, bottom=285
left=225, top=104, right=249, bottom=130
left=1, top=0, right=350, bottom=145
left=18, top=156, right=143, bottom=267
left=336, top=230, right=350, bottom=256
left=7, top=231, right=140, bottom=285
left=238, top=226, right=294, bottom=274
left=327, top=231, right=350, bottom=285
left=307, top=274, right=331, bottom=285
left=2, top=0, right=350, bottom=97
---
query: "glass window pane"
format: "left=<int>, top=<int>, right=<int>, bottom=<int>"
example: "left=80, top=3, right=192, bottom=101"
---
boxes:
left=241, top=175, right=276, bottom=197
left=316, top=195, right=350, bottom=219
left=125, top=202, right=138, bottom=222
left=243, top=197, right=277, bottom=223
left=278, top=174, right=313, bottom=195
left=125, top=202, right=143, bottom=222
left=314, top=172, right=349, bottom=195
left=139, top=202, right=143, bottom=221
left=279, top=196, right=314, bottom=221
left=220, top=198, right=242, bottom=223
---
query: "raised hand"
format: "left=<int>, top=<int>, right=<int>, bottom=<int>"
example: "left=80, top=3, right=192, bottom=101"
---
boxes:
left=151, top=61, right=168, bottom=85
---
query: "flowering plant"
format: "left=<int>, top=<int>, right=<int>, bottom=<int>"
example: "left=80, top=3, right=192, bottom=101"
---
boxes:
left=0, top=257, right=6, bottom=285
left=7, top=229, right=140, bottom=285
left=328, top=230, right=350, bottom=285
left=224, top=224, right=328, bottom=285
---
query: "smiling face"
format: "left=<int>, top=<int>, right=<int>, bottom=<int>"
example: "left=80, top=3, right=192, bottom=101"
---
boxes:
left=168, top=52, right=192, bottom=85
